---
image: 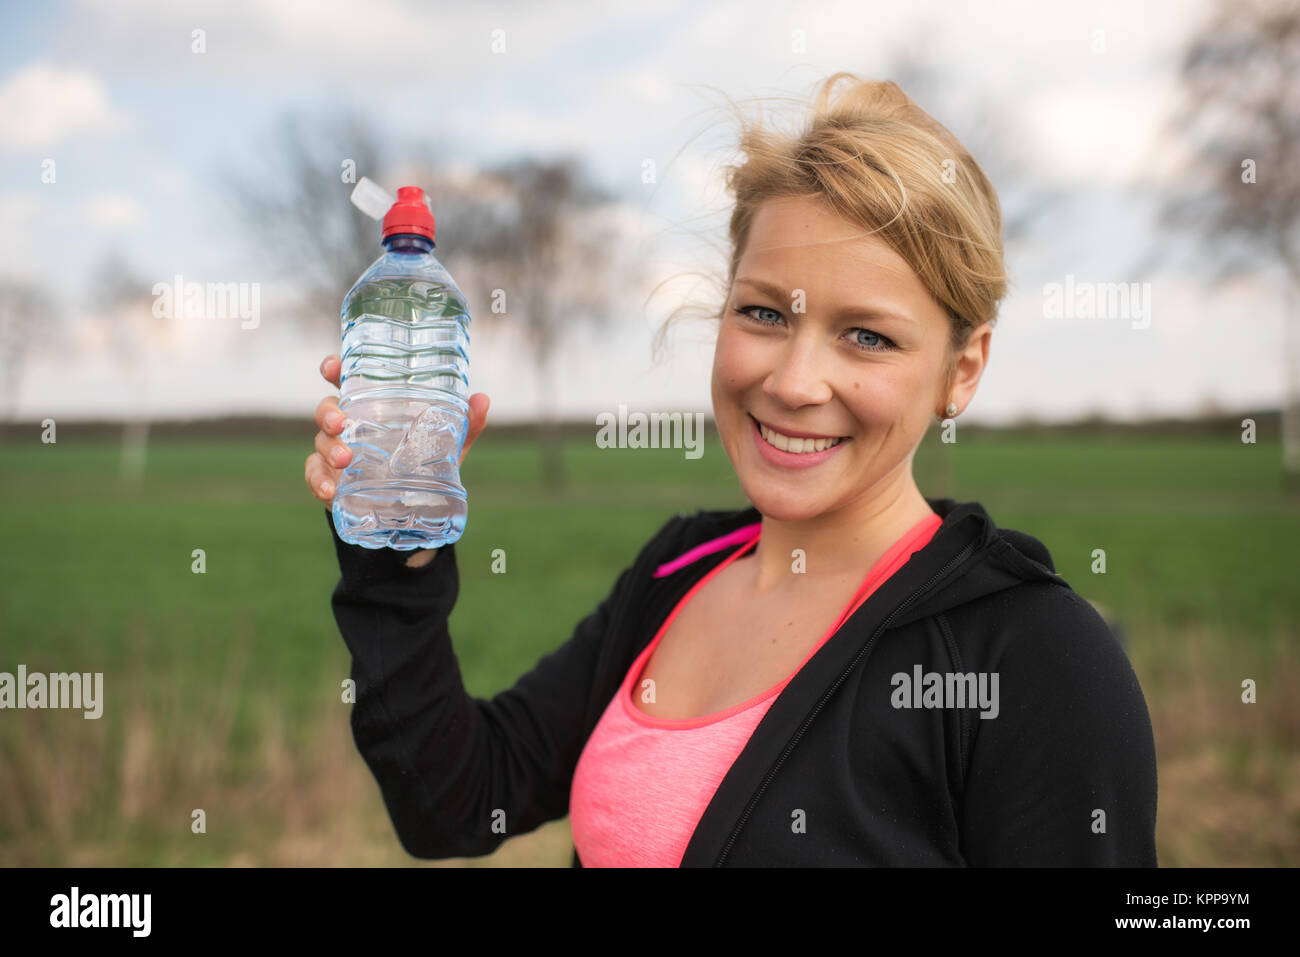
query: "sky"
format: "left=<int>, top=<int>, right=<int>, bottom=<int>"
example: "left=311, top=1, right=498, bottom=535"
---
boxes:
left=0, top=0, right=1290, bottom=426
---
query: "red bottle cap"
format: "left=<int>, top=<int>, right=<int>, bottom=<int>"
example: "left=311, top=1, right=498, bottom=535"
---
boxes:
left=381, top=185, right=436, bottom=241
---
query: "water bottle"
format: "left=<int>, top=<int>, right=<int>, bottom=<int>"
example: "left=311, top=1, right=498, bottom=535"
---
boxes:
left=331, top=179, right=471, bottom=550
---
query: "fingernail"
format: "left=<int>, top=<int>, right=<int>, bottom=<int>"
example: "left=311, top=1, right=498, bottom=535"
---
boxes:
left=331, top=446, right=348, bottom=464
left=326, top=413, right=341, bottom=429
left=320, top=480, right=333, bottom=496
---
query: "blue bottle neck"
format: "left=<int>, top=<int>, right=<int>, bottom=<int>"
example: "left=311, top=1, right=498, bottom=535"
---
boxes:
left=384, top=234, right=435, bottom=254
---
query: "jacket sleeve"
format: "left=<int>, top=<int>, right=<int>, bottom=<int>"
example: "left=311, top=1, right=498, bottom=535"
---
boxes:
left=958, top=584, right=1159, bottom=866
left=323, top=506, right=670, bottom=860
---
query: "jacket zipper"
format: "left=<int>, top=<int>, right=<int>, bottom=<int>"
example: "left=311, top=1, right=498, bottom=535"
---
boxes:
left=713, top=539, right=978, bottom=866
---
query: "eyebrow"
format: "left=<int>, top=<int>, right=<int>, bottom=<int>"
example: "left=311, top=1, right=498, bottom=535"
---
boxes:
left=733, top=277, right=914, bottom=325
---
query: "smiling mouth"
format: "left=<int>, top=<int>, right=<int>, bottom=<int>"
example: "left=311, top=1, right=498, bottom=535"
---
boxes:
left=750, top=413, right=848, bottom=454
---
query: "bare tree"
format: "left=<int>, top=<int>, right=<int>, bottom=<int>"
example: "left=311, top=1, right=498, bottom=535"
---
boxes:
left=1147, top=0, right=1300, bottom=488
left=89, top=250, right=164, bottom=482
left=222, top=109, right=398, bottom=325
left=469, top=156, right=623, bottom=489
left=222, top=113, right=632, bottom=489
left=0, top=281, right=43, bottom=423
left=387, top=155, right=626, bottom=488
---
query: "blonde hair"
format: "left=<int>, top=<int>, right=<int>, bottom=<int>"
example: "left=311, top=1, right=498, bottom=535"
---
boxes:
left=653, top=72, right=1009, bottom=395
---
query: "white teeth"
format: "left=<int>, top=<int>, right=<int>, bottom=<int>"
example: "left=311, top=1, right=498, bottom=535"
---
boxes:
left=758, top=420, right=843, bottom=453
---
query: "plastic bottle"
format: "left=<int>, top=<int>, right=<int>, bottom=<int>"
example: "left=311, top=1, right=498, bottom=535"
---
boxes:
left=331, top=179, right=471, bottom=550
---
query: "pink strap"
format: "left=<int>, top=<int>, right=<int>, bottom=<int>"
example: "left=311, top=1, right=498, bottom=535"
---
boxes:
left=827, top=513, right=943, bottom=631
left=653, top=522, right=762, bottom=578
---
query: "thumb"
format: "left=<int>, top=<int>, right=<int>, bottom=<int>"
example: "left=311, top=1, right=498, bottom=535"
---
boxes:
left=458, top=393, right=490, bottom=466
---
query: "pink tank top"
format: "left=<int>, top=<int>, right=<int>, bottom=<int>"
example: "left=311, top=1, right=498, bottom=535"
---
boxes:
left=569, top=511, right=943, bottom=866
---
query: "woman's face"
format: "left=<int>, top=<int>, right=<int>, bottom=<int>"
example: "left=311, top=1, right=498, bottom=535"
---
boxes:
left=711, top=194, right=975, bottom=522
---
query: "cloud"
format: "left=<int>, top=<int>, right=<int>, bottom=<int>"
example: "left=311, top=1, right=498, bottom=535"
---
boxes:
left=148, top=166, right=189, bottom=197
left=0, top=62, right=127, bottom=151
left=0, top=192, right=43, bottom=276
left=65, top=0, right=679, bottom=86
left=1023, top=78, right=1186, bottom=187
left=86, top=192, right=145, bottom=229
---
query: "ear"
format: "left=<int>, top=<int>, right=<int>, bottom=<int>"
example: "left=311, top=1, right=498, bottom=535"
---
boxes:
left=943, top=322, right=993, bottom=414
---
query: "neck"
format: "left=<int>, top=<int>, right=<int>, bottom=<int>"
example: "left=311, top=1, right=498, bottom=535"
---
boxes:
left=744, top=470, right=936, bottom=593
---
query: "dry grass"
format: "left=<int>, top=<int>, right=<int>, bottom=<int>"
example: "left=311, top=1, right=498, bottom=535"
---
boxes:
left=0, top=687, right=572, bottom=867
left=1134, top=624, right=1300, bottom=866
left=2, top=625, right=1296, bottom=867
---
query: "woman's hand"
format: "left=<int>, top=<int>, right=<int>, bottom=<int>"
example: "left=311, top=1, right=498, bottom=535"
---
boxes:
left=305, top=353, right=490, bottom=505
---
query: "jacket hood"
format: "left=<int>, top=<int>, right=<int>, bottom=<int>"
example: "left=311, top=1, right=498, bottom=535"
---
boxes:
left=675, top=496, right=1069, bottom=629
left=899, top=495, right=1069, bottom=626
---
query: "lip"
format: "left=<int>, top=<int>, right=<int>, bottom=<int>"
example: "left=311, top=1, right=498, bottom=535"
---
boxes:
left=749, top=413, right=844, bottom=440
left=749, top=414, right=848, bottom=469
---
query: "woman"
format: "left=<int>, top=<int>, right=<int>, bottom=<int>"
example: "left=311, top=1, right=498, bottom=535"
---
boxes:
left=305, top=74, right=1158, bottom=867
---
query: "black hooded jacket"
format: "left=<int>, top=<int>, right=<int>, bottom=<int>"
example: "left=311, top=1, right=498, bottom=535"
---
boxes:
left=323, top=496, right=1158, bottom=866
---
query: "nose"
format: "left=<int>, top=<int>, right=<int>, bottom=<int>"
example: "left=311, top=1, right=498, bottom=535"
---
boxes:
left=762, top=333, right=833, bottom=408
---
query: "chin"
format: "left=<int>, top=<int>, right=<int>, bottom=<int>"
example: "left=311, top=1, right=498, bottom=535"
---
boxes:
left=739, top=481, right=833, bottom=523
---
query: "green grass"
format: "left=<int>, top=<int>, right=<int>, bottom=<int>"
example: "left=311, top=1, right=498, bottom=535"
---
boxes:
left=0, top=426, right=1297, bottom=865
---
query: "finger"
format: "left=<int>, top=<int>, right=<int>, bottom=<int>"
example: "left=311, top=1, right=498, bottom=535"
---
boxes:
left=305, top=452, right=338, bottom=502
left=469, top=392, right=490, bottom=440
left=320, top=354, right=341, bottom=389
left=315, top=395, right=343, bottom=434
left=315, top=428, right=352, bottom=469
left=458, top=393, right=490, bottom=467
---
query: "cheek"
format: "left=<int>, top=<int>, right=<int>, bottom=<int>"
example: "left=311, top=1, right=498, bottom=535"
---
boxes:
left=844, top=366, right=930, bottom=423
left=711, top=323, right=755, bottom=393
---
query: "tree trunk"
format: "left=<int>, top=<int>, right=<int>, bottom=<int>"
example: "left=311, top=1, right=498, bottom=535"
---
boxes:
left=535, top=350, right=564, bottom=491
left=1283, top=270, right=1300, bottom=497
left=121, top=418, right=150, bottom=483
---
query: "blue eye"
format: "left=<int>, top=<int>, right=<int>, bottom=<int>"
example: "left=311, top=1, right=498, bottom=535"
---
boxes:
left=733, top=305, right=897, bottom=354
left=851, top=329, right=895, bottom=352
left=735, top=305, right=784, bottom=324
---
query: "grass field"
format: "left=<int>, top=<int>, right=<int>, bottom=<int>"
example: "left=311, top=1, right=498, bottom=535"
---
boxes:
left=1, top=423, right=1297, bottom=866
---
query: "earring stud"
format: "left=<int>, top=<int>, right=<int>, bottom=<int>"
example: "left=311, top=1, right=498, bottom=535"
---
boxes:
left=945, top=402, right=958, bottom=417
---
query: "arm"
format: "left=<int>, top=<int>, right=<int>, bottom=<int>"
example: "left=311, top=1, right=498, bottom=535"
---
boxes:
left=324, top=506, right=670, bottom=859
left=958, top=584, right=1159, bottom=866
left=405, top=548, right=437, bottom=569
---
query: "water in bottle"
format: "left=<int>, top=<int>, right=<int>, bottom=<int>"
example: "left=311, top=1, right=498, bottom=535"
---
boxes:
left=331, top=182, right=471, bottom=550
